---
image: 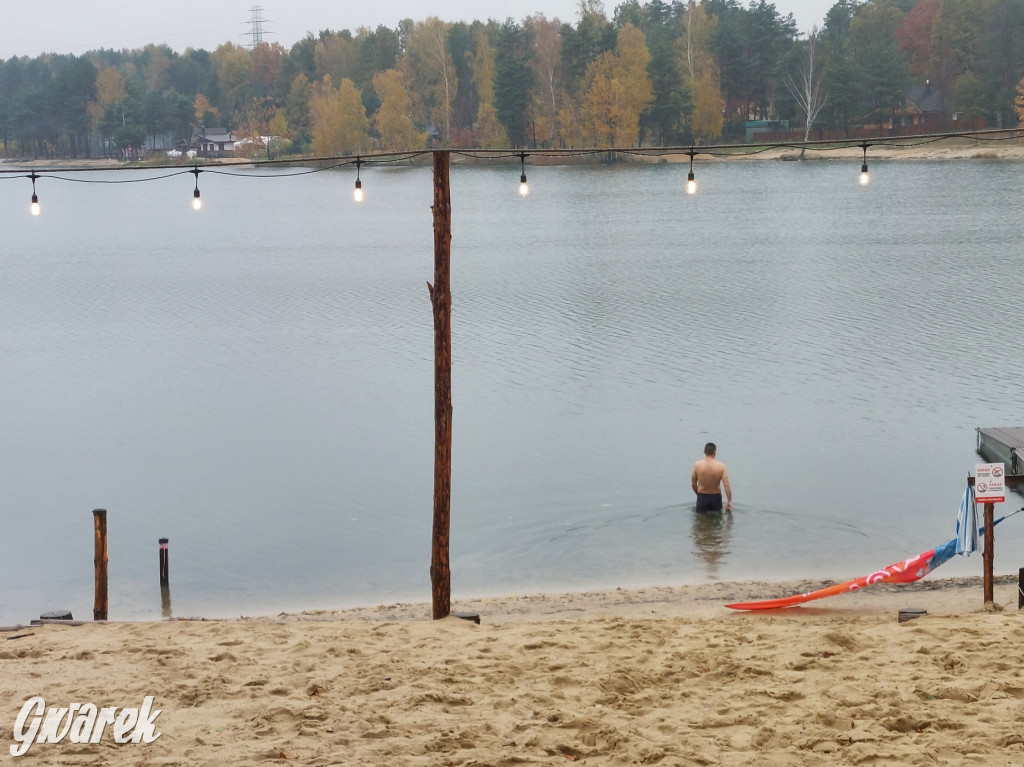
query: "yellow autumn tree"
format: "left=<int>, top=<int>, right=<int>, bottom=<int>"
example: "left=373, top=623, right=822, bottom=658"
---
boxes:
left=87, top=67, right=126, bottom=127
left=310, top=76, right=370, bottom=156
left=193, top=94, right=220, bottom=124
left=691, top=68, right=724, bottom=141
left=557, top=97, right=584, bottom=146
left=615, top=24, right=652, bottom=144
left=212, top=43, right=253, bottom=119
left=678, top=0, right=723, bottom=142
left=468, top=27, right=509, bottom=148
left=331, top=77, right=371, bottom=155
left=580, top=25, right=651, bottom=147
left=373, top=69, right=425, bottom=151
left=268, top=110, right=288, bottom=138
left=581, top=51, right=623, bottom=146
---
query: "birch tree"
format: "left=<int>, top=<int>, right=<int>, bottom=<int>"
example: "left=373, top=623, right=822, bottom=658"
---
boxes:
left=784, top=28, right=828, bottom=151
left=679, top=0, right=722, bottom=142
left=402, top=17, right=457, bottom=142
left=528, top=14, right=563, bottom=146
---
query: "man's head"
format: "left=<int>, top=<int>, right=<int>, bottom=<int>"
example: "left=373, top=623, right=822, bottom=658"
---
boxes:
left=704, top=442, right=716, bottom=457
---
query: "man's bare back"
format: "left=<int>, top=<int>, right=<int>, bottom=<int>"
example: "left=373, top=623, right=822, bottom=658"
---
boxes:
left=691, top=443, right=732, bottom=511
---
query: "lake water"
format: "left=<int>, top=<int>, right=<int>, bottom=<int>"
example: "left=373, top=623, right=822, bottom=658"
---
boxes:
left=1, top=157, right=1022, bottom=624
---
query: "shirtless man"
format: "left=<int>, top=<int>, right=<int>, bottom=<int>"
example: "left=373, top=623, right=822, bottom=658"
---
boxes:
left=691, top=442, right=732, bottom=512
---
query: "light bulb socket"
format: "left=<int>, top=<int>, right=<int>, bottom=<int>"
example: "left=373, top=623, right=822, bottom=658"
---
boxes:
left=520, top=173, right=527, bottom=184
left=687, top=171, right=695, bottom=182
left=31, top=193, right=38, bottom=204
left=355, top=179, right=362, bottom=190
left=193, top=188, right=201, bottom=199
left=860, top=163, right=868, bottom=174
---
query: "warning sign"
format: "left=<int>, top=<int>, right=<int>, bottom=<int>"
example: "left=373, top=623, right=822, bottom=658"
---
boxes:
left=975, top=463, right=1006, bottom=504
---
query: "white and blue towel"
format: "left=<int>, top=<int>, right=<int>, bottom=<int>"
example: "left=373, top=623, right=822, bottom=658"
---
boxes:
left=956, top=484, right=979, bottom=556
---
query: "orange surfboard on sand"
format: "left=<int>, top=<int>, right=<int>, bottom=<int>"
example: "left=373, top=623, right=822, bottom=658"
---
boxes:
left=725, top=546, right=945, bottom=611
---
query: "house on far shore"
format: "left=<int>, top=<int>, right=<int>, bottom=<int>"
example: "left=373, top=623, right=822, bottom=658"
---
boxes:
left=189, top=127, right=235, bottom=158
left=904, top=81, right=945, bottom=128
left=861, top=80, right=986, bottom=134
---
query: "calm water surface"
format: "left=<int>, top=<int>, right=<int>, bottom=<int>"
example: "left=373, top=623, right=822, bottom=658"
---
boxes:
left=1, top=158, right=1022, bottom=624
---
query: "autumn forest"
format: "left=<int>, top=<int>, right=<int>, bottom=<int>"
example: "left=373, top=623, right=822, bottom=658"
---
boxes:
left=3, top=0, right=1024, bottom=160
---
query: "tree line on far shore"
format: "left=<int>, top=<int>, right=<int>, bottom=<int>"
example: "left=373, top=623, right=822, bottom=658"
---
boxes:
left=3, top=0, right=1024, bottom=160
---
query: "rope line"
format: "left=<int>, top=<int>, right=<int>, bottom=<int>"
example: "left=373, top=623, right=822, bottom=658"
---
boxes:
left=1, top=127, right=1022, bottom=183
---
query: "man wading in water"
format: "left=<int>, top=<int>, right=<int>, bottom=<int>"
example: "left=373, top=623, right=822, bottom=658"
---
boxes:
left=691, top=442, right=732, bottom=512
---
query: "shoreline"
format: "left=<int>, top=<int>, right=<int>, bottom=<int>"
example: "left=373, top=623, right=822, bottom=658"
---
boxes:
left=2, top=573, right=1012, bottom=629
left=5, top=139, right=1024, bottom=172
left=3, top=573, right=1018, bottom=630
left=259, top=574, right=1022, bottom=624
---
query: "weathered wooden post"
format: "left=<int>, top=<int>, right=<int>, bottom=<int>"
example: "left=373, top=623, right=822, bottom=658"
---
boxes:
left=983, top=502, right=995, bottom=604
left=1018, top=567, right=1023, bottom=610
left=93, top=509, right=108, bottom=621
left=159, top=538, right=169, bottom=586
left=428, top=150, right=453, bottom=620
left=159, top=537, right=172, bottom=617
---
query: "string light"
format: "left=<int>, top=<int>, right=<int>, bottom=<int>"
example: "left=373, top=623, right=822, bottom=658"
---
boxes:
left=354, top=158, right=364, bottom=202
left=5, top=128, right=1019, bottom=217
left=29, top=172, right=40, bottom=216
left=859, top=143, right=870, bottom=186
left=190, top=166, right=202, bottom=210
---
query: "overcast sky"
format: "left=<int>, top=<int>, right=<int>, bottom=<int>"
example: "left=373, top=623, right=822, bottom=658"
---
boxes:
left=3, top=1, right=836, bottom=60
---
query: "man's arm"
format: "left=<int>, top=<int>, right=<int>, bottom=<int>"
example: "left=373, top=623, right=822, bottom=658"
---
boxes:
left=722, top=468, right=732, bottom=509
left=690, top=465, right=699, bottom=494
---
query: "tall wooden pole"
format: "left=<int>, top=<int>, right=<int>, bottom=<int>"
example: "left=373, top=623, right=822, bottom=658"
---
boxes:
left=93, top=509, right=108, bottom=621
left=983, top=501, right=995, bottom=604
left=428, top=150, right=453, bottom=620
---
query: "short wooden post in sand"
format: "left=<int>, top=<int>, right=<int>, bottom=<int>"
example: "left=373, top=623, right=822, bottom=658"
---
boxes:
left=159, top=538, right=170, bottom=586
left=93, top=509, right=108, bottom=621
left=159, top=537, right=173, bottom=617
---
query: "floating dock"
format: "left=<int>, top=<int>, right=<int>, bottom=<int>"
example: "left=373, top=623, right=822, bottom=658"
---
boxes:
left=976, top=427, right=1024, bottom=486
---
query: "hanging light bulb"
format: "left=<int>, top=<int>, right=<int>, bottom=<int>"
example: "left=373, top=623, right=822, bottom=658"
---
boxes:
left=354, top=158, right=364, bottom=202
left=29, top=172, right=40, bottom=216
left=858, top=143, right=870, bottom=186
left=190, top=166, right=202, bottom=210
left=518, top=152, right=529, bottom=197
left=686, top=150, right=697, bottom=195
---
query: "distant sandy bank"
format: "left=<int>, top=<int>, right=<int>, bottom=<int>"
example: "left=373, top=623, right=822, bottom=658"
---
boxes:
left=5, top=137, right=1024, bottom=172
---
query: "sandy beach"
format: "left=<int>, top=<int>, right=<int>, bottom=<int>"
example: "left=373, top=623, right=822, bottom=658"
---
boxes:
left=3, top=576, right=1024, bottom=766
